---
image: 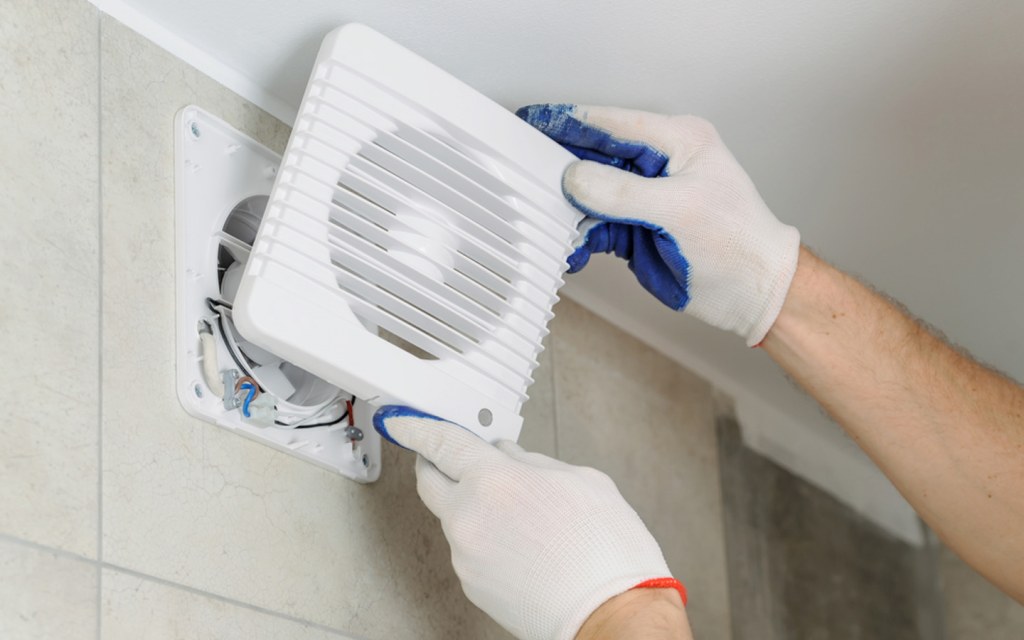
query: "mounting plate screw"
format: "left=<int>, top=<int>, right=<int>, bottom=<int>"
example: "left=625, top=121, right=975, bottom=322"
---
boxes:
left=344, top=426, right=364, bottom=442
left=189, top=121, right=201, bottom=139
left=361, top=454, right=369, bottom=467
left=193, top=383, right=203, bottom=398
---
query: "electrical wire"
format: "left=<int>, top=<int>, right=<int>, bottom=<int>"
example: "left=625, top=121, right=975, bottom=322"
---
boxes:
left=198, top=320, right=226, bottom=398
left=206, top=297, right=233, bottom=311
left=206, top=296, right=349, bottom=429
left=292, top=395, right=355, bottom=429
left=240, top=382, right=256, bottom=418
left=274, top=396, right=351, bottom=429
left=235, top=376, right=260, bottom=397
left=290, top=408, right=350, bottom=429
left=205, top=298, right=253, bottom=380
left=276, top=395, right=341, bottom=426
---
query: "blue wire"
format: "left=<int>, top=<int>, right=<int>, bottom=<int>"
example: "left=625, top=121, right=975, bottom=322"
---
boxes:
left=240, top=383, right=256, bottom=418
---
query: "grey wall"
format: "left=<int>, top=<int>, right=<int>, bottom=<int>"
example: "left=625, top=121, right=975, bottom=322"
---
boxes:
left=717, top=417, right=939, bottom=639
left=940, top=548, right=1024, bottom=639
left=717, top=413, right=1024, bottom=640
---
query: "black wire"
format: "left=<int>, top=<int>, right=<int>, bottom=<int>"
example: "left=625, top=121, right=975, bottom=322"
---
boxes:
left=207, top=297, right=351, bottom=430
left=276, top=408, right=350, bottom=429
left=207, top=300, right=254, bottom=382
left=206, top=297, right=233, bottom=311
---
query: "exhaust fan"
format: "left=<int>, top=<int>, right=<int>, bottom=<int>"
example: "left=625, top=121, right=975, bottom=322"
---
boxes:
left=177, top=24, right=581, bottom=482
left=176, top=107, right=380, bottom=482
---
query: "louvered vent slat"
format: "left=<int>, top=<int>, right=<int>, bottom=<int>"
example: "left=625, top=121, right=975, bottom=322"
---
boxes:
left=298, top=122, right=566, bottom=279
left=236, top=24, right=582, bottom=442
left=285, top=155, right=559, bottom=319
left=307, top=91, right=574, bottom=247
left=255, top=231, right=531, bottom=398
left=287, top=162, right=556, bottom=322
left=294, top=140, right=524, bottom=276
left=312, top=81, right=573, bottom=222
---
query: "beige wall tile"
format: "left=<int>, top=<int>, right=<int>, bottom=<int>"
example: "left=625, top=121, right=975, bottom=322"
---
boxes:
left=102, top=569, right=350, bottom=639
left=0, top=0, right=99, bottom=557
left=550, top=298, right=731, bottom=639
left=941, top=547, right=1024, bottom=640
left=100, top=15, right=514, bottom=638
left=0, top=539, right=97, bottom=639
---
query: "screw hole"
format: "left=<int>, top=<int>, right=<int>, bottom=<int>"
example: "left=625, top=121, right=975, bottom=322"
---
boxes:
left=193, top=383, right=204, bottom=398
left=189, top=121, right=201, bottom=139
left=477, top=408, right=493, bottom=427
left=361, top=454, right=369, bottom=467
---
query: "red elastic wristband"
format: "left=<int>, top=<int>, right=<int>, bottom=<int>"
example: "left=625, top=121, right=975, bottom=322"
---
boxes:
left=632, top=577, right=688, bottom=606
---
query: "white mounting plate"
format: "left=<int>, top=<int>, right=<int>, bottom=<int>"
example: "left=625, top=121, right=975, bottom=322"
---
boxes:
left=174, top=105, right=381, bottom=482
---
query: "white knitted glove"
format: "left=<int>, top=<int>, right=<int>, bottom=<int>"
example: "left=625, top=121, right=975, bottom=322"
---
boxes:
left=518, top=104, right=801, bottom=346
left=373, top=407, right=685, bottom=640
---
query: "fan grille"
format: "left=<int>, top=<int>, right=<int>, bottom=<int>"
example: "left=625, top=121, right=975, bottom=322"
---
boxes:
left=253, top=61, right=575, bottom=402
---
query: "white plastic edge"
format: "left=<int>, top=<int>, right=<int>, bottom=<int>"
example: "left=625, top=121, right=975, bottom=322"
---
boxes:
left=88, top=0, right=298, bottom=124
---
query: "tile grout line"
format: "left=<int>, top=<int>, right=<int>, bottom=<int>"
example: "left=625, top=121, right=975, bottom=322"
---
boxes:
left=96, top=10, right=104, bottom=640
left=102, top=563, right=368, bottom=639
left=0, top=532, right=362, bottom=639
left=0, top=532, right=98, bottom=567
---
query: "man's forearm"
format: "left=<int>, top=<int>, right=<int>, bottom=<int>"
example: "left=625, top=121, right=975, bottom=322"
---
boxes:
left=576, top=588, right=692, bottom=639
left=762, top=247, right=1024, bottom=602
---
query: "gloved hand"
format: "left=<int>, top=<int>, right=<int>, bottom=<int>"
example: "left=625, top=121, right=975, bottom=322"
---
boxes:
left=373, top=406, right=686, bottom=640
left=517, top=104, right=801, bottom=346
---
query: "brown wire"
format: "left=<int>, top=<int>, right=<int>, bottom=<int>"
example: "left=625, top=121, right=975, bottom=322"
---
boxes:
left=235, top=375, right=260, bottom=399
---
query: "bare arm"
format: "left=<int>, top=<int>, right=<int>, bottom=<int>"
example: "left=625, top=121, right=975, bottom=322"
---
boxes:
left=762, top=247, right=1024, bottom=602
left=577, top=589, right=693, bottom=640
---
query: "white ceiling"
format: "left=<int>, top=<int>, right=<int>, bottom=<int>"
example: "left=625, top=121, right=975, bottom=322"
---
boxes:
left=94, top=0, right=1024, bottom=540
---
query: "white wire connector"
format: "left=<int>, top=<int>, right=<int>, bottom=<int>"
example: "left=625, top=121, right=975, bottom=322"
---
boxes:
left=242, top=394, right=277, bottom=427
